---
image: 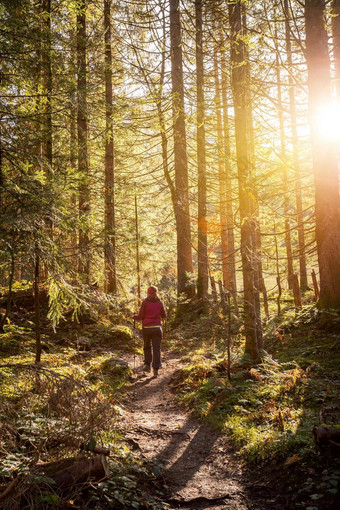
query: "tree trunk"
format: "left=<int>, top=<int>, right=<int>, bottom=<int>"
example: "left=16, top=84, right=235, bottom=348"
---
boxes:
left=0, top=133, right=2, bottom=213
left=241, top=5, right=262, bottom=349
left=0, top=251, right=15, bottom=333
left=42, top=0, right=52, bottom=169
left=34, top=246, right=41, bottom=364
left=104, top=0, right=117, bottom=294
left=169, top=0, right=194, bottom=298
left=305, top=0, right=340, bottom=308
left=332, top=0, right=340, bottom=97
left=77, top=1, right=90, bottom=282
left=157, top=10, right=177, bottom=212
left=220, top=47, right=237, bottom=296
left=274, top=14, right=294, bottom=289
left=70, top=88, right=78, bottom=258
left=284, top=0, right=308, bottom=291
left=213, top=35, right=229, bottom=291
left=195, top=0, right=209, bottom=300
left=228, top=1, right=260, bottom=361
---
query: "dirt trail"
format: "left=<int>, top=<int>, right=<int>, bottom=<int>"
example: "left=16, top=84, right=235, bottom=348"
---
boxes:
left=122, top=351, right=285, bottom=510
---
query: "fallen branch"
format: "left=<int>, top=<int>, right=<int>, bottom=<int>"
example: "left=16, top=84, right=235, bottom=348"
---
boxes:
left=80, top=442, right=110, bottom=456
left=0, top=477, right=21, bottom=502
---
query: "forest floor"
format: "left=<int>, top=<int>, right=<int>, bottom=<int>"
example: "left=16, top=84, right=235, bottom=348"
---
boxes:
left=1, top=288, right=340, bottom=509
left=121, top=349, right=285, bottom=510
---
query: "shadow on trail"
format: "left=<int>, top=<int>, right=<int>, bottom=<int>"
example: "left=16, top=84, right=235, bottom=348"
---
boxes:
left=157, top=415, right=220, bottom=494
left=131, top=374, right=157, bottom=387
left=129, top=368, right=176, bottom=407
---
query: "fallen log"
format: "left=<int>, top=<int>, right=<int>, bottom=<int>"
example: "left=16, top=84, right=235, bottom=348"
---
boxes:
left=37, top=454, right=110, bottom=488
left=313, top=425, right=340, bottom=450
left=0, top=455, right=109, bottom=504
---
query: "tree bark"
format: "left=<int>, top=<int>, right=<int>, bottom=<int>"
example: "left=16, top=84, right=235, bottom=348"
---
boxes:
left=34, top=245, right=41, bottom=364
left=332, top=0, right=340, bottom=97
left=241, top=5, right=262, bottom=349
left=213, top=35, right=229, bottom=292
left=0, top=251, right=15, bottom=333
left=284, top=0, right=308, bottom=291
left=274, top=13, right=294, bottom=289
left=220, top=47, right=237, bottom=296
left=77, top=0, right=90, bottom=282
left=104, top=0, right=117, bottom=294
left=195, top=0, right=209, bottom=300
left=169, top=0, right=194, bottom=298
left=228, top=1, right=260, bottom=361
left=70, top=89, right=78, bottom=258
left=42, top=0, right=52, bottom=169
left=305, top=0, right=340, bottom=308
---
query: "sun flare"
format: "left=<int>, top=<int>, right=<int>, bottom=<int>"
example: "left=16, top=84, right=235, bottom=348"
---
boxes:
left=314, top=101, right=340, bottom=142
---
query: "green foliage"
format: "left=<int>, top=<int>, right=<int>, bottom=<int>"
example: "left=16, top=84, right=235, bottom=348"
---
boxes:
left=91, top=456, right=168, bottom=509
left=176, top=356, right=313, bottom=462
left=174, top=306, right=340, bottom=467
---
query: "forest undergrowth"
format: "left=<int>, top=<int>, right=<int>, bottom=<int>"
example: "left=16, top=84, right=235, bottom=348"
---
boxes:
left=0, top=286, right=339, bottom=509
left=170, top=302, right=340, bottom=509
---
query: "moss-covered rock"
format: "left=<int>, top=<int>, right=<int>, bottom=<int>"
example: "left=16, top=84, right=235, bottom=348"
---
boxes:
left=100, top=357, right=131, bottom=377
left=99, top=325, right=135, bottom=351
left=110, top=326, right=133, bottom=344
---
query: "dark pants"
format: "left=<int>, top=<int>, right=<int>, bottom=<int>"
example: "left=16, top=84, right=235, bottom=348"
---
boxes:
left=142, top=327, right=162, bottom=369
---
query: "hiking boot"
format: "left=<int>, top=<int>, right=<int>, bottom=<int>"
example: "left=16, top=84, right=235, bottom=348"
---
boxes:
left=143, top=364, right=151, bottom=373
left=153, top=368, right=158, bottom=377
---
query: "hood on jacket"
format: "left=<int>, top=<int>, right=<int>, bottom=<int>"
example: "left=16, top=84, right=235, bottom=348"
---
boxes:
left=145, top=295, right=160, bottom=302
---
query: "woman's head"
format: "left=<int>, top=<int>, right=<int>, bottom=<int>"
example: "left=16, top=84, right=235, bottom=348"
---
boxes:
left=147, top=285, right=158, bottom=296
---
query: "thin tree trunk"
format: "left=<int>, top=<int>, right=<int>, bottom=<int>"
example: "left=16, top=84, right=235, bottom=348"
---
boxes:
left=34, top=245, right=41, bottom=363
left=228, top=1, right=260, bottom=362
left=220, top=47, right=237, bottom=296
left=77, top=0, right=90, bottom=282
left=156, top=10, right=177, bottom=232
left=284, top=0, right=308, bottom=291
left=129, top=11, right=177, bottom=241
left=241, top=5, right=262, bottom=349
left=195, top=0, right=209, bottom=300
left=274, top=222, right=282, bottom=314
left=135, top=194, right=141, bottom=301
left=104, top=0, right=117, bottom=294
left=305, top=0, right=340, bottom=308
left=70, top=90, right=78, bottom=257
left=275, top=16, right=294, bottom=289
left=40, top=0, right=53, bottom=283
left=332, top=0, right=340, bottom=96
left=68, top=26, right=78, bottom=259
left=213, top=36, right=229, bottom=291
left=169, top=0, right=194, bottom=298
left=42, top=0, right=52, bottom=169
left=0, top=251, right=15, bottom=333
left=0, top=133, right=3, bottom=211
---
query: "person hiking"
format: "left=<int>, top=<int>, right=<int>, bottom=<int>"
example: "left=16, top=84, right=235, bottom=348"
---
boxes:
left=133, top=285, right=166, bottom=377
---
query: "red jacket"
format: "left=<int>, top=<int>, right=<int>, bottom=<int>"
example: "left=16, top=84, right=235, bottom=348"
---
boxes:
left=133, top=296, right=166, bottom=327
